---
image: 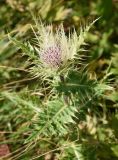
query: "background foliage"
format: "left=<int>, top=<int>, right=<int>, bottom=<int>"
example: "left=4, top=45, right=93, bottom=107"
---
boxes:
left=0, top=0, right=118, bottom=160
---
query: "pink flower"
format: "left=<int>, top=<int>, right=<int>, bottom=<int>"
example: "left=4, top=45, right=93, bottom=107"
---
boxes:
left=40, top=45, right=62, bottom=68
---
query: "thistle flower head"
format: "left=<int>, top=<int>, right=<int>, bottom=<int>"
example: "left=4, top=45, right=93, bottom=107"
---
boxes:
left=31, top=19, right=99, bottom=77
left=40, top=44, right=62, bottom=68
left=35, top=23, right=80, bottom=70
left=9, top=18, right=99, bottom=79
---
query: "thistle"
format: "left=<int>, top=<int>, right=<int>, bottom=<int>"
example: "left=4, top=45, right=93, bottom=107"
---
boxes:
left=10, top=19, right=99, bottom=78
left=32, top=19, right=100, bottom=77
left=33, top=23, right=86, bottom=72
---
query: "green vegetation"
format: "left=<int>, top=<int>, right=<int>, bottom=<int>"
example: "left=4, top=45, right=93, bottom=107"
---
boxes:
left=0, top=0, right=118, bottom=159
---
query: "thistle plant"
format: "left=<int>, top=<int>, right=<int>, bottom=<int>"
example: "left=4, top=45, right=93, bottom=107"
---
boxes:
left=0, top=0, right=117, bottom=158
left=5, top=18, right=113, bottom=159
